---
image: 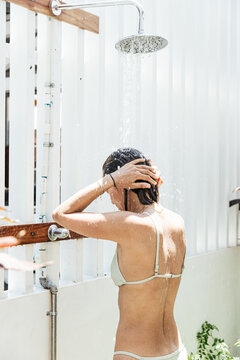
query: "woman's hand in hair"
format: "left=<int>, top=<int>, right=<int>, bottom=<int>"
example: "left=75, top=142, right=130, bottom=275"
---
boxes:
left=147, top=159, right=163, bottom=188
left=111, top=158, right=159, bottom=190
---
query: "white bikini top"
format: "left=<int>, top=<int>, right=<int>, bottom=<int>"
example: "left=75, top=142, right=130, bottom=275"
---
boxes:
left=110, top=211, right=185, bottom=287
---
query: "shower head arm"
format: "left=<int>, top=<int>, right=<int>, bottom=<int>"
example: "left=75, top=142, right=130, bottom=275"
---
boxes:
left=50, top=0, right=144, bottom=34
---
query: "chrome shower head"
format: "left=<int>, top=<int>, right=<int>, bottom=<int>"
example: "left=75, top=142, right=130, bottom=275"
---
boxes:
left=49, top=0, right=168, bottom=54
left=115, top=34, right=168, bottom=54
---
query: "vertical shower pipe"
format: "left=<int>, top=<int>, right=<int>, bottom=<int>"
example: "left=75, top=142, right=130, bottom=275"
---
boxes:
left=39, top=277, right=58, bottom=360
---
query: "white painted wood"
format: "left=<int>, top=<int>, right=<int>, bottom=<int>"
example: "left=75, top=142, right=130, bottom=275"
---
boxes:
left=80, top=17, right=101, bottom=278
left=75, top=238, right=84, bottom=281
left=8, top=4, right=35, bottom=223
left=36, top=15, right=61, bottom=286
left=8, top=246, right=32, bottom=295
left=44, top=18, right=62, bottom=286
left=96, top=7, right=107, bottom=277
left=35, top=14, right=49, bottom=225
left=0, top=0, right=6, bottom=207
left=6, top=40, right=9, bottom=56
left=8, top=5, right=35, bottom=294
left=98, top=5, right=123, bottom=276
left=0, top=1, right=8, bottom=298
left=60, top=22, right=85, bottom=283
left=0, top=290, right=51, bottom=360
left=0, top=248, right=5, bottom=298
left=34, top=14, right=50, bottom=288
left=74, top=29, right=86, bottom=282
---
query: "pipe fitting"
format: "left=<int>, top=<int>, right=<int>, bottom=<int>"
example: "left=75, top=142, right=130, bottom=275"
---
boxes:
left=40, top=277, right=58, bottom=360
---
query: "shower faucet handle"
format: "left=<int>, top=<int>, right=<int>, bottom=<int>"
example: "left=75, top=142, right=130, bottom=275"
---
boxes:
left=48, top=224, right=70, bottom=241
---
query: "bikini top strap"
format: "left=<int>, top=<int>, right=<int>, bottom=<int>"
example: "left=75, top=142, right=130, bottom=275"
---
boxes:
left=142, top=211, right=159, bottom=274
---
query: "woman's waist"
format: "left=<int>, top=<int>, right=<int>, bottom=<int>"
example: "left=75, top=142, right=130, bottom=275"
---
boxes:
left=117, top=306, right=176, bottom=331
left=114, top=322, right=182, bottom=356
left=115, top=318, right=182, bottom=352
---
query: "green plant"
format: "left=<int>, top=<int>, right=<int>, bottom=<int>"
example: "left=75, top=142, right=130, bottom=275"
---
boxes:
left=234, top=340, right=240, bottom=349
left=188, top=321, right=240, bottom=360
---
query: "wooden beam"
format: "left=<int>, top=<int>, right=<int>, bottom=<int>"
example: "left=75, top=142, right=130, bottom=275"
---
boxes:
left=4, top=0, right=99, bottom=34
left=0, top=222, right=86, bottom=247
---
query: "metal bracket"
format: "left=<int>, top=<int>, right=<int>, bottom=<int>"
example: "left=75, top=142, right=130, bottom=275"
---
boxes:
left=44, top=82, right=55, bottom=88
left=48, top=224, right=70, bottom=241
left=47, top=311, right=57, bottom=316
left=43, top=142, right=54, bottom=147
left=50, top=0, right=62, bottom=16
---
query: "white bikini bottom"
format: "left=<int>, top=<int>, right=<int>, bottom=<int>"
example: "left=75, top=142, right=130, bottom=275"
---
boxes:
left=113, top=343, right=188, bottom=360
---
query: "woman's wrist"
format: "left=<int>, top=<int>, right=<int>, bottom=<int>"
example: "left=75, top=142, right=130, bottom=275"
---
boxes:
left=98, top=174, right=115, bottom=193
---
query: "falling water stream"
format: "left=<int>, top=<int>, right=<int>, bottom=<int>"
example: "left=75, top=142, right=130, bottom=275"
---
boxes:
left=116, top=51, right=184, bottom=213
left=119, top=53, right=141, bottom=147
left=90, top=47, right=184, bottom=216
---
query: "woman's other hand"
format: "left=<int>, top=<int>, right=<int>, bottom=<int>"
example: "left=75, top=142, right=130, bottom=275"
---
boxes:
left=147, top=159, right=163, bottom=188
left=111, top=158, right=160, bottom=190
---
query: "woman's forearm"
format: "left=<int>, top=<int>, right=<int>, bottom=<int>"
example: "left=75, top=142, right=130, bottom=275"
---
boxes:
left=52, top=174, right=114, bottom=216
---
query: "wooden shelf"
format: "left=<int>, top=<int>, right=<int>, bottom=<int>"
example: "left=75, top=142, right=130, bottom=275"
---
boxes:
left=4, top=0, right=99, bottom=34
left=0, top=222, right=86, bottom=247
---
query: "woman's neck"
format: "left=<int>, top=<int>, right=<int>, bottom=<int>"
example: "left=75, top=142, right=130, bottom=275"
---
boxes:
left=129, top=202, right=164, bottom=214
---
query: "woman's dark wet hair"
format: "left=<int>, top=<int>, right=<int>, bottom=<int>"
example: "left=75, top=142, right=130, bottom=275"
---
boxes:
left=102, top=147, right=159, bottom=211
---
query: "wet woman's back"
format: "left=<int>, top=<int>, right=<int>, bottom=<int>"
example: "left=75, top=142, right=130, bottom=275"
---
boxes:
left=112, top=208, right=186, bottom=358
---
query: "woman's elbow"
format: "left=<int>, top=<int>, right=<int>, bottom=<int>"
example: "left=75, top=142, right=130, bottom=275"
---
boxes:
left=52, top=210, right=61, bottom=221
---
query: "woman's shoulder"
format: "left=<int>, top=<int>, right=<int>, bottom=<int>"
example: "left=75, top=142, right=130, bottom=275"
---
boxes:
left=162, top=208, right=185, bottom=232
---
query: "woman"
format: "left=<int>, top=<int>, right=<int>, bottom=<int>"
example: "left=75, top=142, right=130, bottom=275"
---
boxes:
left=52, top=147, right=187, bottom=360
